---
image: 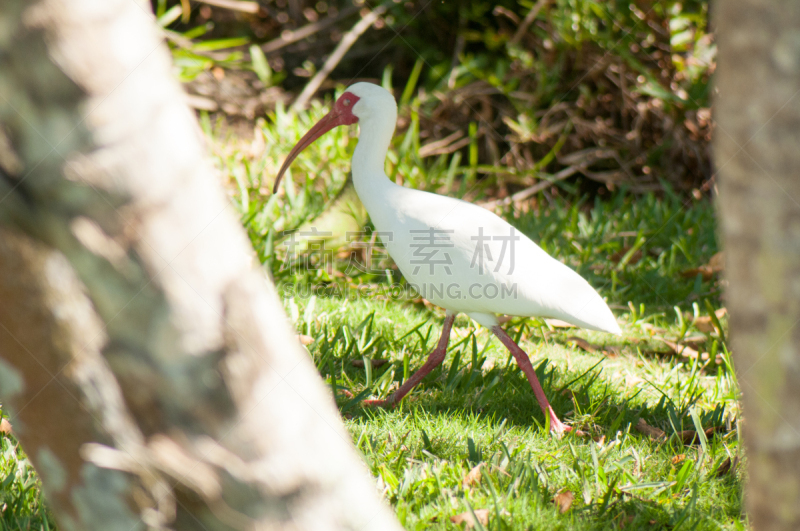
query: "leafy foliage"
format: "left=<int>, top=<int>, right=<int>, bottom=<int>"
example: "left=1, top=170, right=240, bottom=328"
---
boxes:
left=0, top=411, right=55, bottom=530
left=162, top=0, right=715, bottom=193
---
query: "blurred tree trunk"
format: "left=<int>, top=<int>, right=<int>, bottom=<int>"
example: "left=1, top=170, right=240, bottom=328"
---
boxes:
left=0, top=1, right=402, bottom=530
left=716, top=1, right=800, bottom=529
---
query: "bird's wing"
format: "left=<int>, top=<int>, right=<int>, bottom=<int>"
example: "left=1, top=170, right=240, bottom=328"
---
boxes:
left=371, top=188, right=619, bottom=333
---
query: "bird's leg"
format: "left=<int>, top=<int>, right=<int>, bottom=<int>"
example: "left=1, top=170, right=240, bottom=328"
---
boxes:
left=363, top=312, right=456, bottom=408
left=490, top=326, right=575, bottom=435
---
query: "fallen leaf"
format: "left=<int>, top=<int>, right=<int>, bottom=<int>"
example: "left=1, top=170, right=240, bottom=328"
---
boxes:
left=350, top=359, right=389, bottom=368
left=659, top=338, right=699, bottom=358
left=715, top=455, right=739, bottom=477
left=715, top=457, right=731, bottom=477
left=708, top=252, right=725, bottom=272
left=671, top=454, right=686, bottom=465
left=462, top=464, right=483, bottom=487
left=638, top=322, right=666, bottom=334
left=691, top=316, right=716, bottom=333
left=681, top=334, right=708, bottom=347
left=450, top=508, right=489, bottom=528
left=635, top=418, right=665, bottom=440
left=546, top=319, right=577, bottom=329
left=658, top=338, right=710, bottom=361
left=297, top=334, right=314, bottom=345
left=609, top=247, right=643, bottom=266
left=680, top=251, right=725, bottom=280
left=567, top=336, right=598, bottom=354
left=0, top=418, right=11, bottom=434
left=691, top=308, right=726, bottom=333
left=553, top=490, right=574, bottom=513
left=676, top=430, right=699, bottom=444
left=675, top=426, right=723, bottom=444
left=680, top=268, right=707, bottom=279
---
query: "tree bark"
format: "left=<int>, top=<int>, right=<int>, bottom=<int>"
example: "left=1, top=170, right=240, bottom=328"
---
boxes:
left=715, top=1, right=800, bottom=529
left=0, top=1, right=401, bottom=530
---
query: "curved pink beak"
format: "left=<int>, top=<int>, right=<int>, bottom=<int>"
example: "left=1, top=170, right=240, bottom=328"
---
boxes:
left=273, top=93, right=359, bottom=193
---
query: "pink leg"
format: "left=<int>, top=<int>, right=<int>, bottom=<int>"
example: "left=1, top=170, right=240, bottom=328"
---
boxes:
left=364, top=312, right=456, bottom=408
left=491, top=326, right=578, bottom=435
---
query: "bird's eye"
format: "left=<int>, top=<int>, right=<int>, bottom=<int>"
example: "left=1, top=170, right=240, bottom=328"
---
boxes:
left=343, top=99, right=351, bottom=106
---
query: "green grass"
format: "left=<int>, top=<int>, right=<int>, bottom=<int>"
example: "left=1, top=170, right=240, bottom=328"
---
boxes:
left=278, top=230, right=739, bottom=529
left=0, top=421, right=54, bottom=531
left=217, top=97, right=742, bottom=530
left=1, top=98, right=738, bottom=530
left=286, top=295, right=740, bottom=530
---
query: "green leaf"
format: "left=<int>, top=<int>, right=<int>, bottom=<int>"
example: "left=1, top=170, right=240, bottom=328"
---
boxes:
left=250, top=44, right=272, bottom=86
left=193, top=37, right=250, bottom=52
left=157, top=5, right=182, bottom=27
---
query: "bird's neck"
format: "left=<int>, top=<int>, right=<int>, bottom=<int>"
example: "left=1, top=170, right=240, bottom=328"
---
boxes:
left=351, top=116, right=396, bottom=203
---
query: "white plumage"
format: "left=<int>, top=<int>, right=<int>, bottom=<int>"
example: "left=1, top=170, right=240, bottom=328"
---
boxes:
left=275, top=82, right=620, bottom=434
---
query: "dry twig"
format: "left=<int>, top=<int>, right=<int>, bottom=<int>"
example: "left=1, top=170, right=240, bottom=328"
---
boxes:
left=511, top=0, right=551, bottom=45
left=292, top=5, right=388, bottom=111
left=261, top=6, right=360, bottom=54
left=480, top=164, right=585, bottom=210
left=194, top=0, right=260, bottom=14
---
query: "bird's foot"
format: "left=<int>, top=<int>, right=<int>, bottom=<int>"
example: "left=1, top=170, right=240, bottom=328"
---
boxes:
left=361, top=398, right=396, bottom=408
left=556, top=424, right=588, bottom=437
left=549, top=416, right=570, bottom=436
left=547, top=410, right=587, bottom=437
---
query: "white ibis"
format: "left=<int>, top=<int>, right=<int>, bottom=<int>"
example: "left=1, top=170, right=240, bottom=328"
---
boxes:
left=275, top=82, right=621, bottom=434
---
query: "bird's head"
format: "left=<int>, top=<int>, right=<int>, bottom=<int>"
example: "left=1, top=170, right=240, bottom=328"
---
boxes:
left=273, top=82, right=397, bottom=193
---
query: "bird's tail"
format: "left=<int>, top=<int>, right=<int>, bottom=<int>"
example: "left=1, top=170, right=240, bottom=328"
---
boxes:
left=552, top=277, right=621, bottom=335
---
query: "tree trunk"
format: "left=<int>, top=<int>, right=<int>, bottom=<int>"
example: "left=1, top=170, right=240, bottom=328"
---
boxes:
left=0, top=1, right=401, bottom=530
left=715, top=1, right=800, bottom=529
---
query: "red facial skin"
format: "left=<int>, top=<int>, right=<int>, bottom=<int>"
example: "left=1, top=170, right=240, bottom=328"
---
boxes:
left=273, top=92, right=361, bottom=193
